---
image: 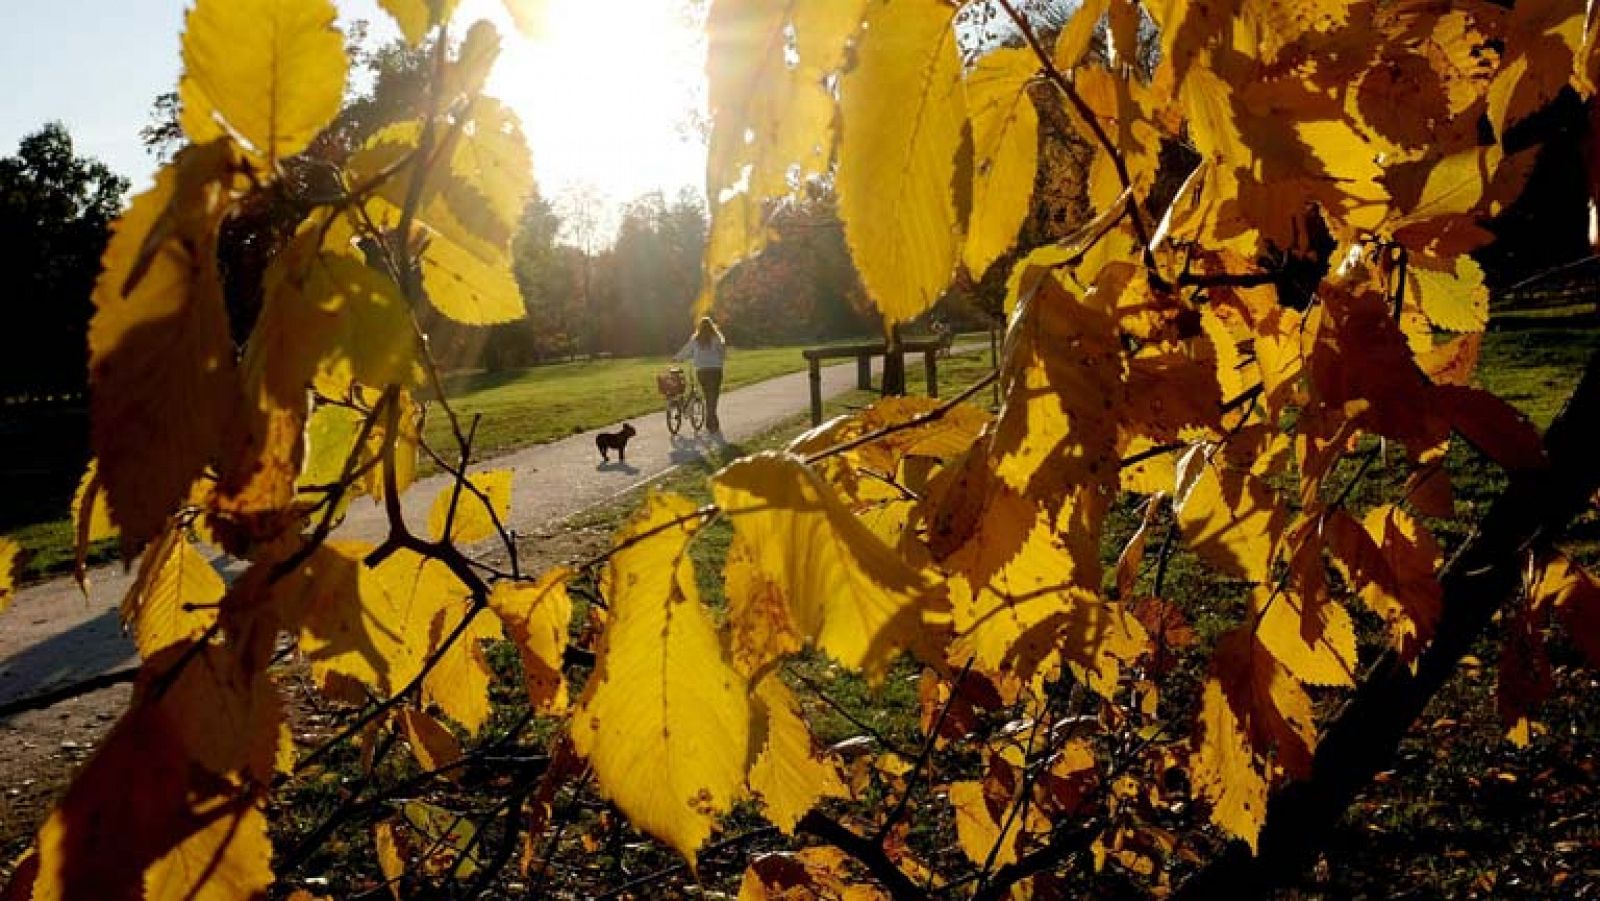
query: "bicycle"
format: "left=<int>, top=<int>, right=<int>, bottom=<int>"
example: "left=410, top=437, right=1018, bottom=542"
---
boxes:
left=656, top=366, right=705, bottom=437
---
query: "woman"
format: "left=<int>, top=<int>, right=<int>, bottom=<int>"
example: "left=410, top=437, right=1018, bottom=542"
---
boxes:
left=674, top=317, right=727, bottom=433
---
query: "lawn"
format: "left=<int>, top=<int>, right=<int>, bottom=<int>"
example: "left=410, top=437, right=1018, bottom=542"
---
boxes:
left=431, top=342, right=867, bottom=460
left=1, top=335, right=992, bottom=582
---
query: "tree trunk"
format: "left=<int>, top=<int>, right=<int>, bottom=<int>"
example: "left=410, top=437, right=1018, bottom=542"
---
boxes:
left=1176, top=349, right=1600, bottom=898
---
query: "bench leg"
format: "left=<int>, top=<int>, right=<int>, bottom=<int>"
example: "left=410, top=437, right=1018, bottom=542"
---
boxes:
left=809, top=359, right=823, bottom=425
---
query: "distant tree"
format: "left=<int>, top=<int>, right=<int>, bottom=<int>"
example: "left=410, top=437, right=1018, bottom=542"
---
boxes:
left=604, top=189, right=705, bottom=355
left=485, top=192, right=585, bottom=368
left=0, top=123, right=128, bottom=396
left=715, top=189, right=877, bottom=345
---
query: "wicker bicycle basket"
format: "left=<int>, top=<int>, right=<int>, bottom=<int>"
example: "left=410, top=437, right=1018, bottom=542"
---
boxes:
left=657, top=367, right=687, bottom=399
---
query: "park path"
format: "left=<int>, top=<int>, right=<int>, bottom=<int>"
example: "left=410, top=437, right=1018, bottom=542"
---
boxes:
left=0, top=350, right=981, bottom=709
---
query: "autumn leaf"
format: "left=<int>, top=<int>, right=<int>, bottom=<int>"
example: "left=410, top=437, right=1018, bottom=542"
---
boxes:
left=1253, top=586, right=1358, bottom=688
left=703, top=0, right=865, bottom=289
left=712, top=452, right=945, bottom=681
left=399, top=708, right=464, bottom=775
left=121, top=527, right=225, bottom=659
left=373, top=549, right=498, bottom=732
left=1193, top=629, right=1317, bottom=850
left=1327, top=505, right=1443, bottom=664
left=280, top=541, right=421, bottom=697
left=963, top=46, right=1040, bottom=278
left=31, top=656, right=278, bottom=900
left=991, top=269, right=1124, bottom=581
left=949, top=779, right=1026, bottom=868
left=571, top=492, right=751, bottom=863
left=0, top=538, right=19, bottom=616
left=378, top=0, right=460, bottom=45
left=427, top=469, right=514, bottom=544
left=70, top=460, right=116, bottom=592
left=179, top=0, right=348, bottom=166
left=88, top=150, right=240, bottom=556
left=1530, top=554, right=1600, bottom=667
left=835, top=0, right=965, bottom=324
left=487, top=568, right=573, bottom=714
left=1436, top=384, right=1547, bottom=471
left=747, top=676, right=845, bottom=834
left=1175, top=454, right=1285, bottom=584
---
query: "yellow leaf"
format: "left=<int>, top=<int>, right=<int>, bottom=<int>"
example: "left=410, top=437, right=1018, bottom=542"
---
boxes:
left=703, top=0, right=865, bottom=287
left=1253, top=586, right=1357, bottom=688
left=836, top=0, right=965, bottom=324
left=1330, top=505, right=1442, bottom=663
left=419, top=217, right=526, bottom=324
left=488, top=568, right=573, bottom=714
left=399, top=707, right=464, bottom=775
left=712, top=452, right=944, bottom=681
left=353, top=116, right=529, bottom=327
left=378, top=0, right=458, bottom=44
left=991, top=271, right=1124, bottom=580
left=32, top=676, right=274, bottom=901
left=428, top=597, right=501, bottom=735
left=375, top=820, right=406, bottom=898
left=1408, top=254, right=1489, bottom=333
left=141, top=793, right=273, bottom=901
left=88, top=152, right=239, bottom=556
left=748, top=676, right=845, bottom=834
left=963, top=46, right=1039, bottom=277
left=179, top=0, right=348, bottom=166
left=1193, top=667, right=1270, bottom=849
left=71, top=460, right=117, bottom=592
left=447, top=98, right=533, bottom=239
left=1531, top=554, right=1600, bottom=667
left=572, top=492, right=750, bottom=864
left=1176, top=455, right=1285, bottom=583
left=373, top=548, right=496, bottom=732
left=723, top=534, right=805, bottom=676
left=403, top=800, right=480, bottom=877
left=0, top=538, right=18, bottom=616
left=121, top=527, right=224, bottom=660
left=428, top=470, right=513, bottom=545
left=949, top=779, right=1024, bottom=868
left=1055, top=0, right=1109, bottom=70
left=502, top=0, right=546, bottom=37
left=1192, top=628, right=1317, bottom=851
left=283, top=541, right=422, bottom=696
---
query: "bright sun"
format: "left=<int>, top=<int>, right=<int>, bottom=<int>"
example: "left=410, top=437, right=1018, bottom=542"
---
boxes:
left=476, top=0, right=707, bottom=221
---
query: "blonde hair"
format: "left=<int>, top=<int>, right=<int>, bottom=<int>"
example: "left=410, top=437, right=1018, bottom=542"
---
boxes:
left=694, top=316, right=724, bottom=345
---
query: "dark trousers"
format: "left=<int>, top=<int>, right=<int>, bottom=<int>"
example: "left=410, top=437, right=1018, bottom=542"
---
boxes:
left=697, top=367, right=723, bottom=432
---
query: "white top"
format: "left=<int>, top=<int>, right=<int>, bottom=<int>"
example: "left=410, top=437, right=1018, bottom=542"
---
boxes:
left=675, top=336, right=726, bottom=370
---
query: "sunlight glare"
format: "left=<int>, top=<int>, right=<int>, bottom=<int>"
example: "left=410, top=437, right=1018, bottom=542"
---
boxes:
left=485, top=0, right=707, bottom=222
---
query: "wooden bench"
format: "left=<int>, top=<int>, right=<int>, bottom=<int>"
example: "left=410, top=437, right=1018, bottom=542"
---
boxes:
left=801, top=337, right=947, bottom=425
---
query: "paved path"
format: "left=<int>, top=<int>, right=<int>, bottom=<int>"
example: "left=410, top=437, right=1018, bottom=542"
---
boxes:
left=0, top=349, right=983, bottom=708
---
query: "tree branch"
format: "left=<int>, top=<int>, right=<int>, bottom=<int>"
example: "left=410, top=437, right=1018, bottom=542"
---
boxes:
left=796, top=811, right=924, bottom=900
left=1175, top=348, right=1600, bottom=898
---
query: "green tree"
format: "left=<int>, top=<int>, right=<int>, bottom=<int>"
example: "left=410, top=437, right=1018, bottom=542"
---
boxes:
left=0, top=123, right=128, bottom=397
left=604, top=188, right=706, bottom=355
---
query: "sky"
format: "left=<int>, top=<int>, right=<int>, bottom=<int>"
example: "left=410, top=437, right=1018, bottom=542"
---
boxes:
left=0, top=1, right=709, bottom=231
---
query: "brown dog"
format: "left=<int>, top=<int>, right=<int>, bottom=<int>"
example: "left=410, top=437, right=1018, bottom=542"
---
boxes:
left=596, top=423, right=636, bottom=463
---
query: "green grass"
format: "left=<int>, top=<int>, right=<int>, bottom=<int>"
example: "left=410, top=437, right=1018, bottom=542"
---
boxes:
left=426, top=334, right=994, bottom=462
left=1, top=338, right=925, bottom=583
left=426, top=343, right=825, bottom=460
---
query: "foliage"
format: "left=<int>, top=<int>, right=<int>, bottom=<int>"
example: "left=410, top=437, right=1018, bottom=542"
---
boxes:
left=0, top=123, right=128, bottom=397
left=6, top=0, right=1600, bottom=899
left=714, top=190, right=880, bottom=346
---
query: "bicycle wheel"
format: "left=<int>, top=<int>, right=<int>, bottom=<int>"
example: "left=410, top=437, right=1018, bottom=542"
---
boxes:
left=665, top=399, right=683, bottom=436
left=688, top=394, right=706, bottom=431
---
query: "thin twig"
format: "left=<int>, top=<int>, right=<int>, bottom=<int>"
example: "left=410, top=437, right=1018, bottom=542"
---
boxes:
left=804, top=371, right=999, bottom=466
left=875, top=658, right=974, bottom=845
